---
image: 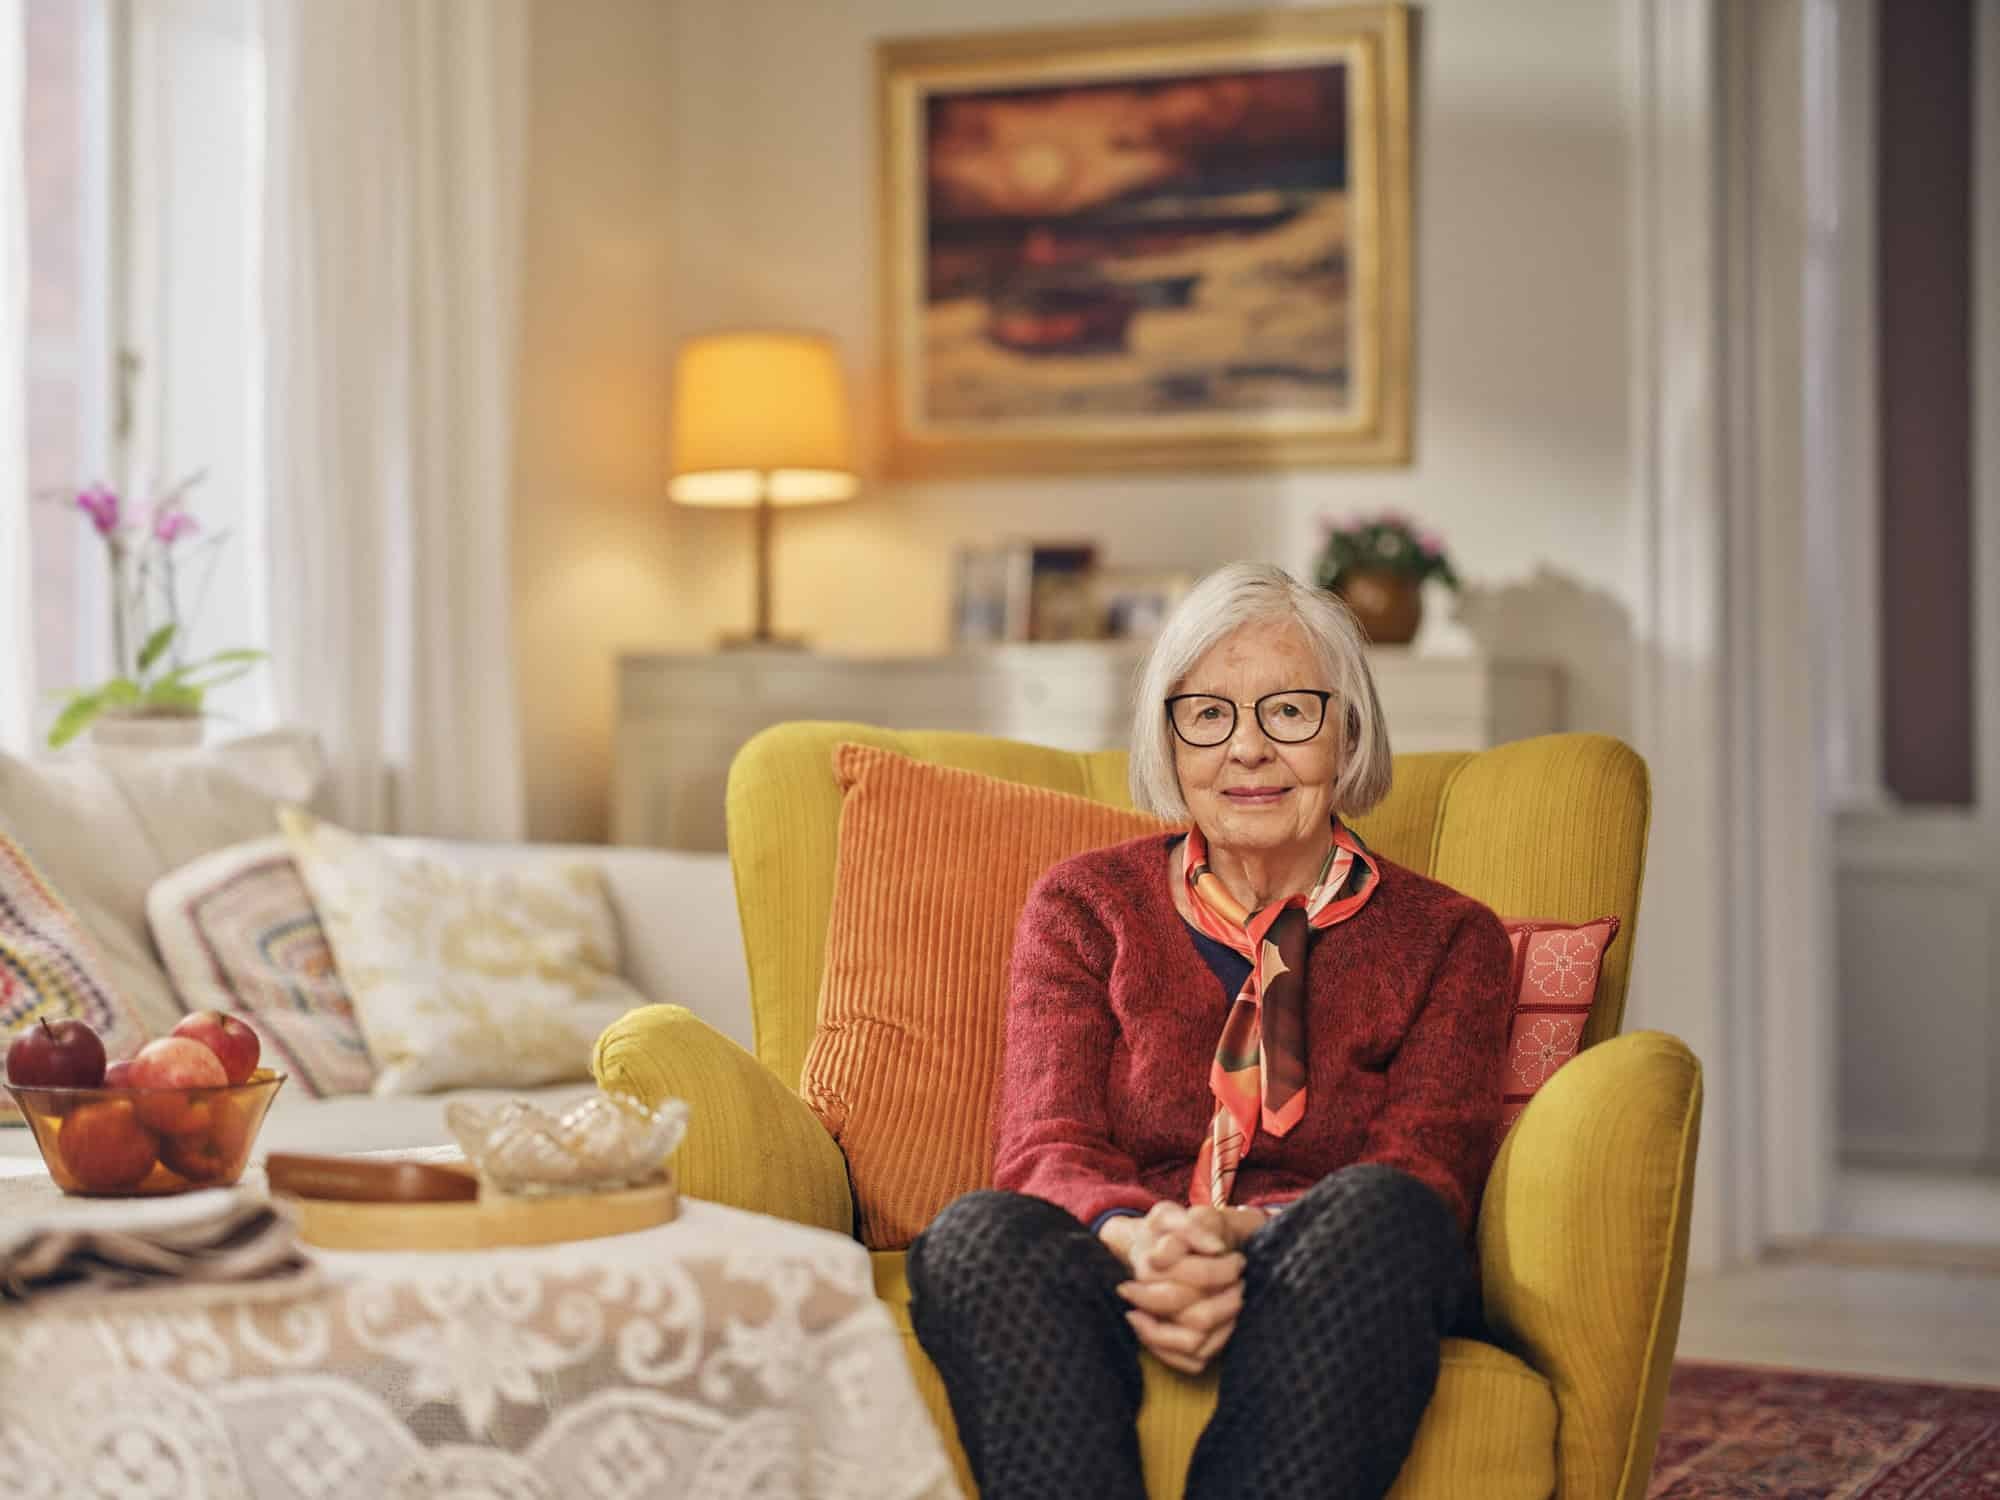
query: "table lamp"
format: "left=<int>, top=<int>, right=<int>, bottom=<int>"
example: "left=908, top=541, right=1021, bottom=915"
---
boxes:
left=667, top=331, right=858, bottom=647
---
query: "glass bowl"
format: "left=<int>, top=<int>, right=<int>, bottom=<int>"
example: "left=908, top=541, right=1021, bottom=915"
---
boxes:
left=4, top=1069, right=287, bottom=1197
left=447, top=1091, right=688, bottom=1197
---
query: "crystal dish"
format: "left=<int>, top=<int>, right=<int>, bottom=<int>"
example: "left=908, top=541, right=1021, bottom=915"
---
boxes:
left=446, top=1091, right=688, bottom=1197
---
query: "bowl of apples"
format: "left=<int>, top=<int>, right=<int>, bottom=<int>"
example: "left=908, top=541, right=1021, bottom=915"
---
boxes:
left=4, top=1013, right=286, bottom=1196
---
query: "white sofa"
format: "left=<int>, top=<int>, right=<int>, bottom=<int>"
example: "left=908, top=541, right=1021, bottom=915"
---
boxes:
left=0, top=732, right=753, bottom=1166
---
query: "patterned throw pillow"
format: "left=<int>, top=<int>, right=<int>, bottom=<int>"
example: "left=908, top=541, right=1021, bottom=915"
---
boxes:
left=279, top=808, right=647, bottom=1095
left=1496, top=915, right=1621, bottom=1138
left=1, top=830, right=151, bottom=1071
left=147, top=836, right=374, bottom=1098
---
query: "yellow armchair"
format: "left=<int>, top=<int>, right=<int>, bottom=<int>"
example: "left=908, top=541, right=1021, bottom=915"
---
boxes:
left=595, top=724, right=1700, bottom=1500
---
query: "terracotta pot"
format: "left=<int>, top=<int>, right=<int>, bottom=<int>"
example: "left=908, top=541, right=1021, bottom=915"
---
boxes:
left=1332, top=570, right=1423, bottom=645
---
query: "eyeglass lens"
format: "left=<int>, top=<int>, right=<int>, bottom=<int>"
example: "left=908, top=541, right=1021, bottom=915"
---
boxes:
left=1169, top=692, right=1327, bottom=746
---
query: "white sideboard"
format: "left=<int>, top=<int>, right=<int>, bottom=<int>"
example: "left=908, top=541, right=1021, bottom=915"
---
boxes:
left=611, top=645, right=1563, bottom=852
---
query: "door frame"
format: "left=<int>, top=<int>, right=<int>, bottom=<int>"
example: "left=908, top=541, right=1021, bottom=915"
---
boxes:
left=1626, top=0, right=1849, bottom=1267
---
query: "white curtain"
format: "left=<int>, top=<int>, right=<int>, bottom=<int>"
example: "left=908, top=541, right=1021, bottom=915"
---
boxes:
left=0, top=1, right=30, bottom=756
left=261, top=0, right=527, bottom=838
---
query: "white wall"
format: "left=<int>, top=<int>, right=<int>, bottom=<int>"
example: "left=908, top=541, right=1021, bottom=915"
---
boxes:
left=648, top=0, right=1635, bottom=716
left=517, top=0, right=1636, bottom=830
left=514, top=0, right=693, bottom=843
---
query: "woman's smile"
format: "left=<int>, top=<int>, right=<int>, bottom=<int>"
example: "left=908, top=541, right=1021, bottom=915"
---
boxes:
left=1221, top=786, right=1292, bottom=806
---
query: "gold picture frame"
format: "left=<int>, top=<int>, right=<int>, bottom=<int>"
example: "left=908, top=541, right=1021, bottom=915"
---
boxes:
left=878, top=5, right=1412, bottom=478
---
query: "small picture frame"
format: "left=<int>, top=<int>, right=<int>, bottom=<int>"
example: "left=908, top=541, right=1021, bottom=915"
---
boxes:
left=951, top=543, right=1027, bottom=644
left=951, top=540, right=1103, bottom=643
left=1093, top=570, right=1194, bottom=640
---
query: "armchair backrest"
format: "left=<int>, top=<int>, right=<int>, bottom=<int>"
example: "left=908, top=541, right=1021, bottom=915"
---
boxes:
left=727, top=723, right=1649, bottom=1090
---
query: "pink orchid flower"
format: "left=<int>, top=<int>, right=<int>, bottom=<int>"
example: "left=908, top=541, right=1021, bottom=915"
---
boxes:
left=75, top=485, right=121, bottom=535
left=152, top=504, right=200, bottom=545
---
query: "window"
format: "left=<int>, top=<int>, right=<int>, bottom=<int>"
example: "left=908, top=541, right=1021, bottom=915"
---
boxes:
left=22, top=0, right=108, bottom=747
left=22, top=0, right=267, bottom=748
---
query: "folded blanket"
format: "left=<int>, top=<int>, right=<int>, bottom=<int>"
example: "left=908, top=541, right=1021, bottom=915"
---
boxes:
left=0, top=1190, right=307, bottom=1302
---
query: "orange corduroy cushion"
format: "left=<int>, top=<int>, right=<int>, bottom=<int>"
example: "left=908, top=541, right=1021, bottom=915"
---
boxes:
left=807, top=743, right=1170, bottom=1250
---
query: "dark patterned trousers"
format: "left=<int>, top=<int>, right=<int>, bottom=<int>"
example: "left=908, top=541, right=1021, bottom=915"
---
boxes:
left=906, top=1164, right=1471, bottom=1500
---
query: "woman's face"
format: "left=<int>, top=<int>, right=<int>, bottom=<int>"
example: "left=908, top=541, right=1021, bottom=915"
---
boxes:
left=1171, top=619, right=1341, bottom=859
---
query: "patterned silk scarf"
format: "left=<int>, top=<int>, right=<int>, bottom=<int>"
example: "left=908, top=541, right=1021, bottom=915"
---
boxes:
left=1181, top=820, right=1380, bottom=1207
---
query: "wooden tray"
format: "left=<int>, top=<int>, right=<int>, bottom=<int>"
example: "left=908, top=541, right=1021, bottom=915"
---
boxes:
left=282, top=1163, right=679, bottom=1251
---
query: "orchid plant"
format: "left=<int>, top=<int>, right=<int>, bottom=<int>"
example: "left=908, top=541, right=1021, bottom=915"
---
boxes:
left=1312, top=512, right=1462, bottom=595
left=45, top=473, right=266, bottom=749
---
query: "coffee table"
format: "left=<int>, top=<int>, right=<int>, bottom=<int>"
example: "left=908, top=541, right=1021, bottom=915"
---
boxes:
left=0, top=1156, right=960, bottom=1500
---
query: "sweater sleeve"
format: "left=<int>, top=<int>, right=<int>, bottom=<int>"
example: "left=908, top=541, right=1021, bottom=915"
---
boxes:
left=1355, top=902, right=1511, bottom=1234
left=991, top=872, right=1167, bottom=1227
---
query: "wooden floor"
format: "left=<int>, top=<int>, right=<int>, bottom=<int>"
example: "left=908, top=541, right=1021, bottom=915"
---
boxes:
left=1676, top=1242, right=2000, bottom=1387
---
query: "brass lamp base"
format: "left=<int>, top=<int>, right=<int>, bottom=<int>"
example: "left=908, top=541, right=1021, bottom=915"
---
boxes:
left=716, top=490, right=812, bottom=651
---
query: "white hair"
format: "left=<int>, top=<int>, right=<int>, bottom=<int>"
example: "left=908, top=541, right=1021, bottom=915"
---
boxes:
left=1128, top=561, right=1392, bottom=823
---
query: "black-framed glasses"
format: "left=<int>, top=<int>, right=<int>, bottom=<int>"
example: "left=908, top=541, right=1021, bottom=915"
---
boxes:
left=1165, top=690, right=1333, bottom=748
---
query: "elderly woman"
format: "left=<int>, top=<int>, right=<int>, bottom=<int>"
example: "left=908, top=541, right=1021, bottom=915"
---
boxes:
left=906, top=562, right=1510, bottom=1500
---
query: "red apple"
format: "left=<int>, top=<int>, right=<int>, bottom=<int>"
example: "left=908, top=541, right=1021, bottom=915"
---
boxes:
left=169, top=1011, right=261, bottom=1085
left=103, top=1059, right=135, bottom=1088
left=127, top=1037, right=228, bottom=1134
left=57, top=1097, right=159, bottom=1191
left=161, top=1092, right=254, bottom=1183
left=6, top=1017, right=108, bottom=1088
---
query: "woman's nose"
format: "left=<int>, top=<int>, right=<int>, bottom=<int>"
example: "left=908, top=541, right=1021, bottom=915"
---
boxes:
left=1227, top=711, right=1274, bottom=761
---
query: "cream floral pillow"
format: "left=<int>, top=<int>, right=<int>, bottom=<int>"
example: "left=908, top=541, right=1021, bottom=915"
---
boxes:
left=278, top=808, right=645, bottom=1095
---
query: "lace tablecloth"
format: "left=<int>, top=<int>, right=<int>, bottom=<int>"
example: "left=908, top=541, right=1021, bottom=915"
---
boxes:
left=0, top=1165, right=959, bottom=1500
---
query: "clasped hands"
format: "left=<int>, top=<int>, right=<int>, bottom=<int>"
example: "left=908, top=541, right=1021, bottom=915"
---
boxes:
left=1098, top=1201, right=1269, bottom=1375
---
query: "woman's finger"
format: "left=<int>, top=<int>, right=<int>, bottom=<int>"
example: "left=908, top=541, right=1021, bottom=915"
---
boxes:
left=1172, top=1281, right=1244, bottom=1336
left=1136, top=1231, right=1189, bottom=1278
left=1152, top=1347, right=1207, bottom=1376
left=1158, top=1249, right=1244, bottom=1292
left=1180, top=1206, right=1232, bottom=1251
left=1160, top=1215, right=1227, bottom=1257
left=1193, top=1315, right=1238, bottom=1364
left=1126, top=1310, right=1207, bottom=1372
left=1126, top=1308, right=1211, bottom=1357
left=1116, top=1278, right=1201, bottom=1317
left=1144, top=1202, right=1229, bottom=1258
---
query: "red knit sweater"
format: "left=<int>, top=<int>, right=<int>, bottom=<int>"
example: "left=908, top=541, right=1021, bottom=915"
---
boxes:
left=992, top=832, right=1511, bottom=1235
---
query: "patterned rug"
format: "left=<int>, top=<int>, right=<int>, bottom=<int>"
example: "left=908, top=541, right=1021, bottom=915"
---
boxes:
left=1648, top=1361, right=2000, bottom=1497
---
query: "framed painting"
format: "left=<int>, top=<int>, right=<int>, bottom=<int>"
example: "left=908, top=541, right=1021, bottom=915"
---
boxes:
left=878, top=5, right=1412, bottom=478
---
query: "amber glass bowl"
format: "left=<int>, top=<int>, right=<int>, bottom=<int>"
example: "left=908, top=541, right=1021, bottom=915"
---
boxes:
left=5, top=1069, right=286, bottom=1197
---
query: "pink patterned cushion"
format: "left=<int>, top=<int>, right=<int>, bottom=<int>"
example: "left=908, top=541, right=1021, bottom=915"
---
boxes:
left=1, top=829, right=151, bottom=1062
left=146, top=836, right=373, bottom=1098
left=1496, top=915, right=1621, bottom=1139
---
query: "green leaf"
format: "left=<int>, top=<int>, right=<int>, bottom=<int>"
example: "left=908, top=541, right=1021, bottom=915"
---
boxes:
left=158, top=649, right=266, bottom=693
left=99, top=677, right=143, bottom=708
left=45, top=692, right=103, bottom=750
left=178, top=668, right=256, bottom=696
left=136, top=623, right=177, bottom=673
left=143, top=681, right=204, bottom=713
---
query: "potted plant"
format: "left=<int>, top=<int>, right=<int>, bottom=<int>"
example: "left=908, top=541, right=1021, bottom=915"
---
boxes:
left=46, top=475, right=266, bottom=750
left=1311, top=512, right=1461, bottom=645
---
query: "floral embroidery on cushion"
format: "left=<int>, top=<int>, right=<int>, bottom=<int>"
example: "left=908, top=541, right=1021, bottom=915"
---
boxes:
left=1496, top=915, right=1620, bottom=1148
left=1526, top=929, right=1601, bottom=999
left=1510, top=1016, right=1581, bottom=1090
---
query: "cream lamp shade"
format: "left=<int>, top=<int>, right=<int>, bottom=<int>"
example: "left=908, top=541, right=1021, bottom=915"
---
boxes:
left=667, top=332, right=858, bottom=507
left=666, top=331, right=858, bottom=646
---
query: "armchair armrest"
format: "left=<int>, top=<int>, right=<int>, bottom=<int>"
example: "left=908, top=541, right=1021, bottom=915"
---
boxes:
left=1477, top=1030, right=1702, bottom=1500
left=593, top=1004, right=853, bottom=1235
